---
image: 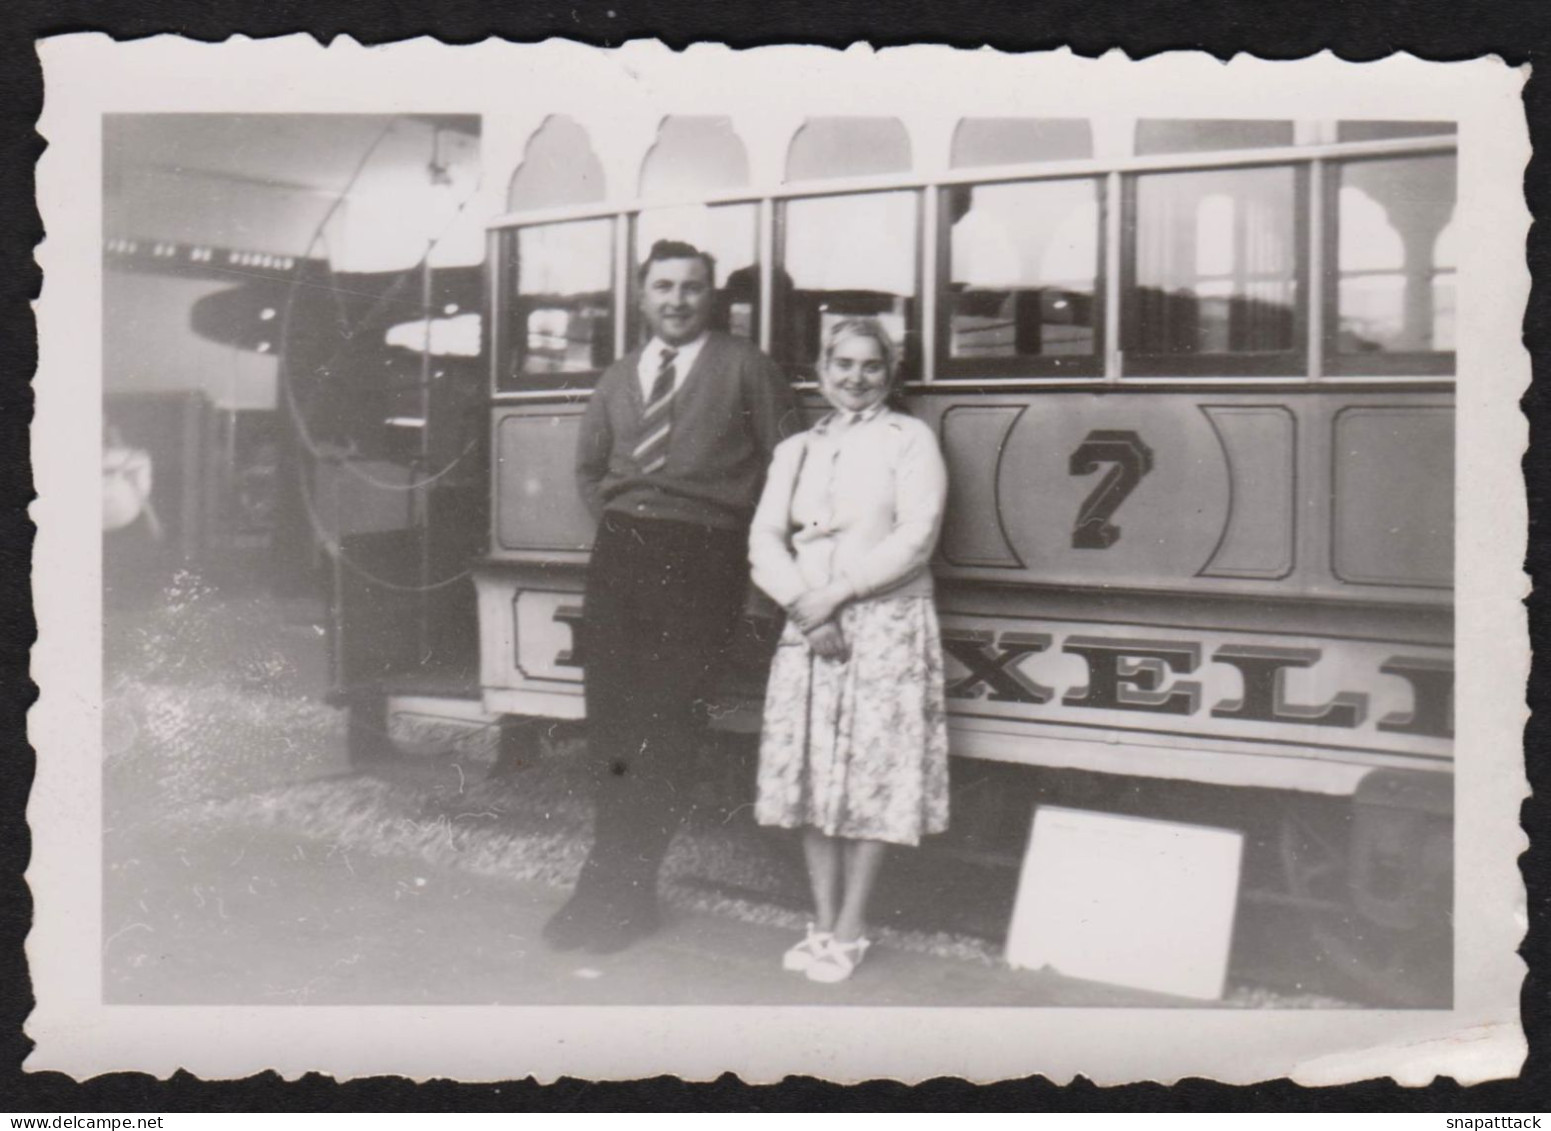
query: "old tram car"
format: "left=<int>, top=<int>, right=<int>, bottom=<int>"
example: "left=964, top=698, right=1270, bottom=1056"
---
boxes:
left=364, top=115, right=1457, bottom=1005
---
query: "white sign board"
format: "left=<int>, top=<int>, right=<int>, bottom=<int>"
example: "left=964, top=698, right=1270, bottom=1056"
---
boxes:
left=1006, top=806, right=1245, bottom=1001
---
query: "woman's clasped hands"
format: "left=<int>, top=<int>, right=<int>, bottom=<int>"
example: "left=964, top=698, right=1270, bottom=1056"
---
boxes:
left=802, top=620, right=850, bottom=662
left=788, top=581, right=853, bottom=662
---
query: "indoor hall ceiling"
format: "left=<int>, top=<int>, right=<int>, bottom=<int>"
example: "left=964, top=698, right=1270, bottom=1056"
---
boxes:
left=104, top=113, right=484, bottom=270
left=105, top=113, right=480, bottom=194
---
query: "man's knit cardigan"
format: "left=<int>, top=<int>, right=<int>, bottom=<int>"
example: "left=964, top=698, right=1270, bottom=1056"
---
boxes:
left=575, top=332, right=802, bottom=531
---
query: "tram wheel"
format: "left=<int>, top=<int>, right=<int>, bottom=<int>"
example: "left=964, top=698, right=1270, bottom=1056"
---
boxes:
left=1278, top=789, right=1452, bottom=1007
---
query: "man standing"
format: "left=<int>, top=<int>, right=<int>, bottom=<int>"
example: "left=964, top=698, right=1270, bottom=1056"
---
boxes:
left=547, top=239, right=801, bottom=954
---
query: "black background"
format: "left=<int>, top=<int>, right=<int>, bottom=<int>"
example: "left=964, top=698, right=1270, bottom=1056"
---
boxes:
left=2, top=0, right=1547, bottom=1113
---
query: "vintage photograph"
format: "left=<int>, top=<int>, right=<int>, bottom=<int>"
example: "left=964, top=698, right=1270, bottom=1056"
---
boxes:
left=30, top=40, right=1529, bottom=1083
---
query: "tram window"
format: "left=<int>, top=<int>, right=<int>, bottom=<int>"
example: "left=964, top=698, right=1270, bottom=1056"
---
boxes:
left=1123, top=165, right=1305, bottom=377
left=950, top=119, right=1094, bottom=168
left=776, top=190, right=920, bottom=377
left=507, top=116, right=607, bottom=212
left=630, top=202, right=760, bottom=344
left=498, top=217, right=615, bottom=392
left=1327, top=154, right=1456, bottom=375
left=1134, top=119, right=1295, bottom=156
left=939, top=178, right=1102, bottom=376
left=786, top=117, right=913, bottom=182
left=639, top=117, right=750, bottom=199
left=1337, top=120, right=1456, bottom=143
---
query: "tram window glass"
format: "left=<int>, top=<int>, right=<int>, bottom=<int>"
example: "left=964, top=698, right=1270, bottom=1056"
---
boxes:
left=940, top=178, right=1101, bottom=375
left=1328, top=154, right=1457, bottom=374
left=786, top=117, right=913, bottom=182
left=498, top=217, right=615, bottom=392
left=777, top=190, right=920, bottom=377
left=1124, top=165, right=1305, bottom=376
left=950, top=119, right=1094, bottom=168
left=639, top=117, right=750, bottom=199
left=630, top=202, right=760, bottom=343
left=1134, top=119, right=1295, bottom=156
left=507, top=116, right=607, bottom=212
left=1337, top=120, right=1457, bottom=143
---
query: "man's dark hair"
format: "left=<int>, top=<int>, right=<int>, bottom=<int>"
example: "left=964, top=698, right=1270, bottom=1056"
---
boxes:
left=638, top=239, right=717, bottom=288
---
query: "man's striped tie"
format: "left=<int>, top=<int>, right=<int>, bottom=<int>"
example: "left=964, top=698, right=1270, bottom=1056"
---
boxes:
left=633, top=347, right=678, bottom=474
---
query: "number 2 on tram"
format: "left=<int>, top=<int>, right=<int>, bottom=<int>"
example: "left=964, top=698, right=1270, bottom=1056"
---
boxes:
left=474, top=116, right=1458, bottom=1003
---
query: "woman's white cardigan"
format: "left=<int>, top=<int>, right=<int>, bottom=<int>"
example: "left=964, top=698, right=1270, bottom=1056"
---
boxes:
left=748, top=407, right=949, bottom=609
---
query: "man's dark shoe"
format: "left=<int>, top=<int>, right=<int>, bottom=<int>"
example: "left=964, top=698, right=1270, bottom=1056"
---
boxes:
left=541, top=894, right=606, bottom=951
left=582, top=904, right=662, bottom=955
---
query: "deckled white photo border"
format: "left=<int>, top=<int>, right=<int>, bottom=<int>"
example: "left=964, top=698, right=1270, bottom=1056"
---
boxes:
left=28, top=37, right=1532, bottom=1085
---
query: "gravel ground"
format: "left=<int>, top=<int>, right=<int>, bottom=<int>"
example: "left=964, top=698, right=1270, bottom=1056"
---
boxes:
left=179, top=751, right=1009, bottom=969
left=101, top=576, right=1358, bottom=1008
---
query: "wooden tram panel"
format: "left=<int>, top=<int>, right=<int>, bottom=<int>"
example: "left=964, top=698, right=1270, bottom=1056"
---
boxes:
left=474, top=384, right=1453, bottom=797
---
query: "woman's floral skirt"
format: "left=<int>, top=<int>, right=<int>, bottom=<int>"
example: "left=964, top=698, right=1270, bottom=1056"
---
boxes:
left=755, top=596, right=949, bottom=847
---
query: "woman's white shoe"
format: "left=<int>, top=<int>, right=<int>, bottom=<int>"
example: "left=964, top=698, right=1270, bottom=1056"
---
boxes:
left=805, top=936, right=871, bottom=983
left=782, top=924, right=834, bottom=973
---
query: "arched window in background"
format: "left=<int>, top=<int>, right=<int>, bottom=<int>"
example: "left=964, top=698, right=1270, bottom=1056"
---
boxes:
left=785, top=117, right=912, bottom=181
left=950, top=118, right=1094, bottom=168
left=506, top=115, right=606, bottom=212
left=1337, top=120, right=1456, bottom=143
left=1126, top=164, right=1302, bottom=374
left=638, top=116, right=750, bottom=199
left=942, top=177, right=1101, bottom=373
left=1432, top=214, right=1457, bottom=353
left=1331, top=153, right=1456, bottom=370
left=1134, top=119, right=1295, bottom=156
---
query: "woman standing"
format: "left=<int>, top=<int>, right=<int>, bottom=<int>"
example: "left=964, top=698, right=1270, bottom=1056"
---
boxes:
left=748, top=317, right=951, bottom=983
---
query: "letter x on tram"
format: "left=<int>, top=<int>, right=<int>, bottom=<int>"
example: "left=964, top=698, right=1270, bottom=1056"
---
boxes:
left=942, top=631, right=1202, bottom=714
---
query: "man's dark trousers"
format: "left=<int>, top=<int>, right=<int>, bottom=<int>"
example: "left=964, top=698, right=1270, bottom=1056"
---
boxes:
left=574, top=509, right=748, bottom=924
